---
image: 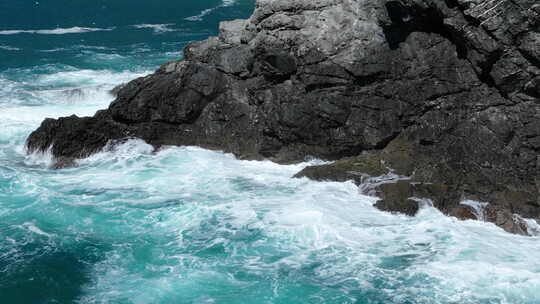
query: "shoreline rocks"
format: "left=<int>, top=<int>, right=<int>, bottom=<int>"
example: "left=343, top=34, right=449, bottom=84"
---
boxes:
left=27, top=0, right=539, bottom=234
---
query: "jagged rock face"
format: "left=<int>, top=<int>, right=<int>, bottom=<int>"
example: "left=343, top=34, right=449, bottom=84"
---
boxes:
left=27, top=0, right=539, bottom=234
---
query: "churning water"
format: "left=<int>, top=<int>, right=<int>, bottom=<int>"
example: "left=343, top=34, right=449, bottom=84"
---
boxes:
left=1, top=1, right=539, bottom=303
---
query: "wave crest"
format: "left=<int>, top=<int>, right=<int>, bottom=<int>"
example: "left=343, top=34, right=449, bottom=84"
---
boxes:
left=0, top=26, right=114, bottom=35
left=131, top=24, right=175, bottom=34
left=0, top=45, right=21, bottom=51
left=185, top=0, right=237, bottom=21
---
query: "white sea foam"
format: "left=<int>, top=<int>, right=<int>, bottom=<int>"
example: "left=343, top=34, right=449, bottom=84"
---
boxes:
left=185, top=0, right=238, bottom=21
left=0, top=45, right=21, bottom=51
left=461, top=200, right=489, bottom=220
left=0, top=68, right=149, bottom=111
left=3, top=129, right=540, bottom=303
left=41, top=68, right=144, bottom=86
left=0, top=26, right=114, bottom=35
left=23, top=146, right=54, bottom=168
left=0, top=67, right=150, bottom=147
left=132, top=24, right=175, bottom=34
left=39, top=45, right=115, bottom=53
left=78, top=45, right=114, bottom=51
left=39, top=47, right=69, bottom=53
left=21, top=221, right=55, bottom=238
left=409, top=197, right=434, bottom=209
left=523, top=218, right=540, bottom=236
left=58, top=141, right=539, bottom=303
left=77, top=139, right=155, bottom=167
left=36, top=85, right=113, bottom=104
left=358, top=171, right=410, bottom=196
left=1, top=31, right=539, bottom=301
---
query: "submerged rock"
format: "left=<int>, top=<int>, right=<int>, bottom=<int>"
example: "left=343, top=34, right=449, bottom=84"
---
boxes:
left=27, top=0, right=539, bottom=234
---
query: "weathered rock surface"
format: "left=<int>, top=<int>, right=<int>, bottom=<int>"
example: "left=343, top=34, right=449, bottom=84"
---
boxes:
left=27, top=0, right=539, bottom=234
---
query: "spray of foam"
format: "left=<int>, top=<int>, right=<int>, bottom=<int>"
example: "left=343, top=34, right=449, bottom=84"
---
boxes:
left=0, top=45, right=21, bottom=51
left=185, top=0, right=238, bottom=21
left=132, top=24, right=176, bottom=34
left=460, top=200, right=489, bottom=221
left=32, top=141, right=538, bottom=303
left=0, top=67, right=150, bottom=154
left=0, top=26, right=114, bottom=35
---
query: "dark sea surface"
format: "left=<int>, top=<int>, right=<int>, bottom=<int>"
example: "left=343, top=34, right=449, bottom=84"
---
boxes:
left=1, top=1, right=539, bottom=303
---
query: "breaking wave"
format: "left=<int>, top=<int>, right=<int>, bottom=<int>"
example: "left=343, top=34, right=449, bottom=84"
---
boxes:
left=0, top=45, right=21, bottom=51
left=2, top=1, right=539, bottom=303
left=0, top=26, right=114, bottom=35
left=185, top=0, right=238, bottom=21
left=132, top=24, right=176, bottom=34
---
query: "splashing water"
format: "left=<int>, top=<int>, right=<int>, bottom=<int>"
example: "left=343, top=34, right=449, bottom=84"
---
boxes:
left=1, top=1, right=539, bottom=303
left=185, top=0, right=239, bottom=21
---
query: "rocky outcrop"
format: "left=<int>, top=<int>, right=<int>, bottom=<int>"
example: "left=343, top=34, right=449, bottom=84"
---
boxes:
left=27, top=0, right=539, bottom=234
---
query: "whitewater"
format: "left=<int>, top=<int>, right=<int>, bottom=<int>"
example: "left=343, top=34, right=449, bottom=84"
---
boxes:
left=1, top=0, right=539, bottom=303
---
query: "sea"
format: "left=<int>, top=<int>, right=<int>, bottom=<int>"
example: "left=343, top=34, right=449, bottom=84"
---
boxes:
left=1, top=0, right=539, bottom=303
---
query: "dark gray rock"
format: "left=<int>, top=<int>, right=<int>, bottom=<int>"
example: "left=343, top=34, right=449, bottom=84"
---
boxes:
left=109, top=83, right=126, bottom=97
left=27, top=0, right=539, bottom=234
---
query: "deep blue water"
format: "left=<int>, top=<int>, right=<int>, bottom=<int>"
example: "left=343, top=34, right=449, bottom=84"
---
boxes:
left=0, top=0, right=251, bottom=69
left=1, top=1, right=540, bottom=304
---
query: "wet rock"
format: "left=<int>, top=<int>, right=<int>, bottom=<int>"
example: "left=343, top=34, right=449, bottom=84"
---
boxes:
left=485, top=205, right=530, bottom=235
left=109, top=83, right=126, bottom=97
left=294, top=153, right=388, bottom=183
left=372, top=179, right=460, bottom=217
left=27, top=0, right=540, bottom=234
left=373, top=180, right=421, bottom=216
left=449, top=205, right=478, bottom=221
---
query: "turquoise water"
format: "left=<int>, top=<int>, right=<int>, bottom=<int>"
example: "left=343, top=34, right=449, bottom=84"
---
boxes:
left=1, top=1, right=540, bottom=303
